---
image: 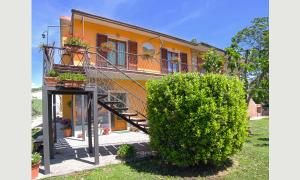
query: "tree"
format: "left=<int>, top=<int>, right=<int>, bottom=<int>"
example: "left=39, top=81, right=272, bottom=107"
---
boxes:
left=191, top=38, right=198, bottom=44
left=225, top=17, right=269, bottom=105
left=202, top=49, right=224, bottom=73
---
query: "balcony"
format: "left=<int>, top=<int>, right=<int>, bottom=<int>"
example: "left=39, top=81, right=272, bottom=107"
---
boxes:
left=42, top=46, right=204, bottom=86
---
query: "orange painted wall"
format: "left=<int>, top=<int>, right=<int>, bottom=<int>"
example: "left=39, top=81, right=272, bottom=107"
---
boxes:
left=62, top=95, right=72, bottom=119
left=71, top=19, right=193, bottom=72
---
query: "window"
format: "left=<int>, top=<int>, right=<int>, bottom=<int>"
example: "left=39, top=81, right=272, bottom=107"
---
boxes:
left=107, top=39, right=127, bottom=67
left=167, top=51, right=179, bottom=73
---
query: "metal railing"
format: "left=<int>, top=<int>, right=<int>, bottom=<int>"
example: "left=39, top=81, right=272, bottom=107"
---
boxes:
left=42, top=46, right=205, bottom=124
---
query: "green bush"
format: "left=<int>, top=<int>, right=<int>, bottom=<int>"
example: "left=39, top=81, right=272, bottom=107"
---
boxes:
left=47, top=69, right=59, bottom=77
left=58, top=72, right=86, bottom=81
left=117, top=144, right=136, bottom=159
left=146, top=73, right=248, bottom=167
left=32, top=98, right=42, bottom=117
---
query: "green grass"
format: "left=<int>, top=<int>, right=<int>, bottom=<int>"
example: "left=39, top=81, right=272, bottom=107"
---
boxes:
left=32, top=97, right=42, bottom=117
left=46, top=118, right=269, bottom=180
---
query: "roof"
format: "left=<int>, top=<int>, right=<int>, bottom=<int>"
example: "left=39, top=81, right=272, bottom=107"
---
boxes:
left=71, top=9, right=225, bottom=53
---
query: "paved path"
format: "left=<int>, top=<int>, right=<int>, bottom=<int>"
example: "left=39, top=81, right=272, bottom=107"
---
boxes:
left=38, top=131, right=150, bottom=179
left=32, top=116, right=43, bottom=128
left=250, top=116, right=269, bottom=121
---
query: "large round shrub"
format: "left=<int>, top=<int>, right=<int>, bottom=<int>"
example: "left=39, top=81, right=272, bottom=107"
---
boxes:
left=146, top=73, right=248, bottom=167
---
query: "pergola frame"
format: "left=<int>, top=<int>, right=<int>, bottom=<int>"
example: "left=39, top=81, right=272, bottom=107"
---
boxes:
left=42, top=86, right=99, bottom=174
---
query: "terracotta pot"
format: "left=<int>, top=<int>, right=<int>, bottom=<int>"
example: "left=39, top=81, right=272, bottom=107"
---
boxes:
left=63, top=80, right=85, bottom=88
left=31, top=161, right=40, bottom=180
left=64, top=128, right=72, bottom=137
left=64, top=44, right=86, bottom=53
left=44, top=77, right=58, bottom=87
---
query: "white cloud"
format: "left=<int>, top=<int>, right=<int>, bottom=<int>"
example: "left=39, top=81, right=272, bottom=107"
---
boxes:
left=160, top=11, right=202, bottom=32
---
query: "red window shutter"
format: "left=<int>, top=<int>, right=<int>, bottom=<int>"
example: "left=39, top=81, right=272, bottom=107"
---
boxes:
left=128, top=41, right=138, bottom=70
left=161, top=48, right=168, bottom=74
left=180, top=52, right=188, bottom=72
left=96, top=33, right=108, bottom=67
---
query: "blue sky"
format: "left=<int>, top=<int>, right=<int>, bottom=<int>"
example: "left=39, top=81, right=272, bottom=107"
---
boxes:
left=32, top=0, right=268, bottom=87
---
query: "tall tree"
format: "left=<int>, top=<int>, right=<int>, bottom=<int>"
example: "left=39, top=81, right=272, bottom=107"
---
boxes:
left=225, top=17, right=269, bottom=105
left=202, top=49, right=224, bottom=73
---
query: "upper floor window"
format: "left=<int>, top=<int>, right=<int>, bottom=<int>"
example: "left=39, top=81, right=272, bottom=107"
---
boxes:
left=107, top=39, right=126, bottom=67
left=167, top=51, right=179, bottom=73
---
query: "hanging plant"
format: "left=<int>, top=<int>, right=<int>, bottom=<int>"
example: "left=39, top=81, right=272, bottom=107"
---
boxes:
left=101, top=42, right=115, bottom=52
left=171, top=56, right=180, bottom=64
left=142, top=50, right=155, bottom=60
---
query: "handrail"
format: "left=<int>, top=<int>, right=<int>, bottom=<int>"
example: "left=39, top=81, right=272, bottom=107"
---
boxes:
left=87, top=47, right=147, bottom=91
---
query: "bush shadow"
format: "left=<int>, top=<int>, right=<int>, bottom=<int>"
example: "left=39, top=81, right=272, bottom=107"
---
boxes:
left=125, top=157, right=234, bottom=178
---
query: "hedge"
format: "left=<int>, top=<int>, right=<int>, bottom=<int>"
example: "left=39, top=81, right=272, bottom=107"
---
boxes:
left=146, top=73, right=248, bottom=167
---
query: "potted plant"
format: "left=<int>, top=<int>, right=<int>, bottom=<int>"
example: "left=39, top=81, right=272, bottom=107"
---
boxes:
left=102, top=128, right=110, bottom=135
left=58, top=72, right=86, bottom=88
left=64, top=35, right=89, bottom=53
left=44, top=69, right=59, bottom=87
left=100, top=42, right=115, bottom=52
left=32, top=152, right=41, bottom=179
left=61, top=118, right=72, bottom=137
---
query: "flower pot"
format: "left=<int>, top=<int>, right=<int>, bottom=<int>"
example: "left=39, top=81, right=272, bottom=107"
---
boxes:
left=64, top=128, right=72, bottom=137
left=31, top=161, right=40, bottom=180
left=44, top=77, right=58, bottom=87
left=62, top=80, right=85, bottom=88
left=64, top=44, right=86, bottom=53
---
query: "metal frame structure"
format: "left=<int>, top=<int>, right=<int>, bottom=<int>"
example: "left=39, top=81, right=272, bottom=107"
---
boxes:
left=42, top=86, right=99, bottom=174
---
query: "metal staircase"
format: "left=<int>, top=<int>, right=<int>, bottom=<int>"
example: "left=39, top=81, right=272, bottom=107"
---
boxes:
left=83, top=48, right=150, bottom=134
left=42, top=45, right=151, bottom=134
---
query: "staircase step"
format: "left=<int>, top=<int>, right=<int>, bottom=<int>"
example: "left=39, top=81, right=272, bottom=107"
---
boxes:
left=104, top=101, right=122, bottom=105
left=121, top=112, right=138, bottom=117
left=138, top=122, right=149, bottom=127
left=113, top=107, right=129, bottom=111
left=97, top=94, right=108, bottom=99
left=129, top=117, right=146, bottom=122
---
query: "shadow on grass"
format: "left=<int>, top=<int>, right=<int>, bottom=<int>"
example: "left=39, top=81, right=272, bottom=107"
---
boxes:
left=257, top=137, right=269, bottom=141
left=254, top=143, right=269, bottom=147
left=125, top=157, right=234, bottom=178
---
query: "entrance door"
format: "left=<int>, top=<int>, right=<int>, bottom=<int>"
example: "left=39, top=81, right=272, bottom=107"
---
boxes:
left=110, top=92, right=127, bottom=131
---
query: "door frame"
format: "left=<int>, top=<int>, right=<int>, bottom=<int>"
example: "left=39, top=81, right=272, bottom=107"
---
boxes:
left=108, top=90, right=129, bottom=131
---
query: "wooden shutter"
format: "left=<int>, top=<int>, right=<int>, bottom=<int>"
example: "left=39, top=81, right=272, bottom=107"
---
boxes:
left=161, top=48, right=168, bottom=74
left=96, top=33, right=108, bottom=67
left=128, top=41, right=138, bottom=70
left=180, top=52, right=188, bottom=72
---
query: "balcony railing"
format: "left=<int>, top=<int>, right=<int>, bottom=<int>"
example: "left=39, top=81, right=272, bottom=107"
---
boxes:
left=42, top=45, right=204, bottom=83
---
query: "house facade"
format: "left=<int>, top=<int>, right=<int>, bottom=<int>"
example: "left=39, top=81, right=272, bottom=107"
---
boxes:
left=58, top=9, right=226, bottom=133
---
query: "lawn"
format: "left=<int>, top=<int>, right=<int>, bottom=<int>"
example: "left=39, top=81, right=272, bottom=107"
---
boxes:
left=46, top=118, right=269, bottom=180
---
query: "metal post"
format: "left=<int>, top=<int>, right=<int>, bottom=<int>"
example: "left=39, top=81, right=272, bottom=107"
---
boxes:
left=42, top=87, right=50, bottom=174
left=81, top=95, right=86, bottom=141
left=87, top=93, right=92, bottom=153
left=48, top=94, right=54, bottom=159
left=71, top=95, right=75, bottom=137
left=53, top=95, right=57, bottom=143
left=93, top=89, right=99, bottom=164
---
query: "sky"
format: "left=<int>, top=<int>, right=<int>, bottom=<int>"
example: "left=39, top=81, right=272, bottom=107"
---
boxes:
left=32, top=0, right=269, bottom=87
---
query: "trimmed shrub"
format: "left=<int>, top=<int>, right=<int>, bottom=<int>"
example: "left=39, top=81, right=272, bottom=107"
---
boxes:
left=117, top=144, right=136, bottom=159
left=146, top=73, right=248, bottom=167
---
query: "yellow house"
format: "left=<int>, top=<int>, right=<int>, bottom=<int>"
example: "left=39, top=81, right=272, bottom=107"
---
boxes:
left=58, top=9, right=225, bottom=133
